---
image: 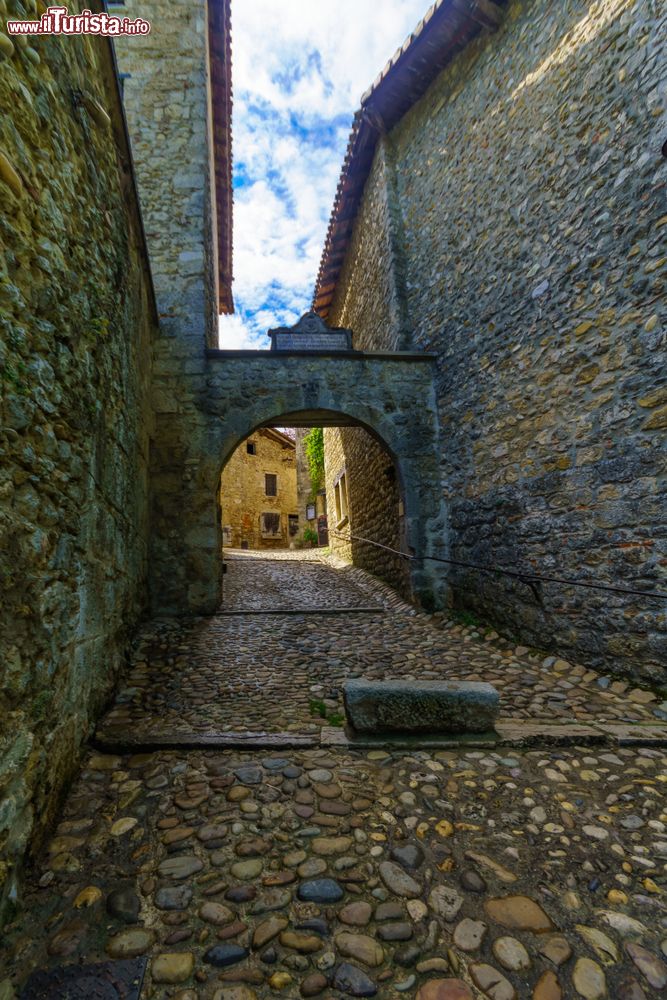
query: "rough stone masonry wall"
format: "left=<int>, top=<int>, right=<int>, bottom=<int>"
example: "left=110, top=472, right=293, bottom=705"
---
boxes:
left=114, top=0, right=220, bottom=612
left=330, top=139, right=408, bottom=353
left=115, top=0, right=218, bottom=351
left=328, top=0, right=667, bottom=685
left=323, top=138, right=413, bottom=592
left=325, top=425, right=411, bottom=596
left=0, top=2, right=155, bottom=921
left=220, top=431, right=298, bottom=550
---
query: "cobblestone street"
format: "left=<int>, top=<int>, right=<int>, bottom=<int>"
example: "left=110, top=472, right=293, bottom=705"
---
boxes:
left=3, top=745, right=666, bottom=999
left=221, top=552, right=384, bottom=613
left=3, top=553, right=666, bottom=999
left=97, top=553, right=665, bottom=744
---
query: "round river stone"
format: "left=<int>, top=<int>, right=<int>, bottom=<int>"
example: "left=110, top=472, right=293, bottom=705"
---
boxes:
left=297, top=879, right=344, bottom=903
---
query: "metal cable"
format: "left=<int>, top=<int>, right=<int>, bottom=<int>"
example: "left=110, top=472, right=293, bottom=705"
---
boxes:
left=329, top=529, right=667, bottom=602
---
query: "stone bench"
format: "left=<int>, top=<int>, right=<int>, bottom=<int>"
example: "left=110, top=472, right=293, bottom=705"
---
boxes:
left=343, top=679, right=499, bottom=734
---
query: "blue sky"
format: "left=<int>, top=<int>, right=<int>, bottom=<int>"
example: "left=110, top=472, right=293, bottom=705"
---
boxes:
left=218, top=0, right=429, bottom=349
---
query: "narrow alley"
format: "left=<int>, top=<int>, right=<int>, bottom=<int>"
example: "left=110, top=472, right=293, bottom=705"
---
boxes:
left=2, top=0, right=666, bottom=997
left=2, top=554, right=666, bottom=999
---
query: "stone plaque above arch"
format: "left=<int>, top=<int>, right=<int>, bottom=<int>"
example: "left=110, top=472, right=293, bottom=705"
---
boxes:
left=268, top=310, right=353, bottom=352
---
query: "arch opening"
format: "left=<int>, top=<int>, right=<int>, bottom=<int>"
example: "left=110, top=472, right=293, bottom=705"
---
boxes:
left=148, top=352, right=448, bottom=616
left=217, top=409, right=412, bottom=608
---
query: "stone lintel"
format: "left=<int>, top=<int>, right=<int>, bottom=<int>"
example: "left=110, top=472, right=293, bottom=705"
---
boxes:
left=267, top=309, right=353, bottom=351
left=93, top=721, right=667, bottom=754
left=343, top=679, right=499, bottom=734
left=93, top=731, right=319, bottom=752
left=324, top=721, right=667, bottom=750
left=494, top=721, right=604, bottom=746
left=600, top=723, right=667, bottom=745
left=213, top=606, right=383, bottom=617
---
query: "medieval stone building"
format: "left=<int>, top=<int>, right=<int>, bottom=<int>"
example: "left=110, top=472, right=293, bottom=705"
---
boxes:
left=325, top=426, right=410, bottom=594
left=220, top=429, right=298, bottom=550
left=316, top=0, right=666, bottom=686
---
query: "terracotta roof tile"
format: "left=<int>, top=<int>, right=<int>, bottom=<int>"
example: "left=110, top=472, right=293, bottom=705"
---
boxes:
left=209, top=0, right=234, bottom=314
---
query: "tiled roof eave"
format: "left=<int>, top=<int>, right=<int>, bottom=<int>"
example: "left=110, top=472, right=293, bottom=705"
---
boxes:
left=209, top=0, right=234, bottom=314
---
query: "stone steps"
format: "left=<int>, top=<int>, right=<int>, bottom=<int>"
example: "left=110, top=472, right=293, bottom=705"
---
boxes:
left=94, top=719, right=667, bottom=754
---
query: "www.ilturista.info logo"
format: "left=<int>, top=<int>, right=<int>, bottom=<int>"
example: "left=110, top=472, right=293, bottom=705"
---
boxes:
left=6, top=5, right=150, bottom=36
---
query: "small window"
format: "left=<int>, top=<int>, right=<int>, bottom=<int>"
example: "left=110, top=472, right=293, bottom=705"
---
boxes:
left=265, top=473, right=277, bottom=496
left=261, top=512, right=281, bottom=537
left=222, top=525, right=232, bottom=544
left=334, top=471, right=348, bottom=525
left=288, top=514, right=299, bottom=536
left=246, top=442, right=256, bottom=455
left=306, top=503, right=316, bottom=520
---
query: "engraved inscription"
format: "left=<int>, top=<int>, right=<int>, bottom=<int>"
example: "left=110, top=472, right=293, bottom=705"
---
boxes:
left=274, top=332, right=350, bottom=351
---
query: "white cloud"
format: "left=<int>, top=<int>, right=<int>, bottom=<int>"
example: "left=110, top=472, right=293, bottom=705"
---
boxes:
left=218, top=0, right=428, bottom=348
left=219, top=313, right=264, bottom=349
left=232, top=0, right=428, bottom=118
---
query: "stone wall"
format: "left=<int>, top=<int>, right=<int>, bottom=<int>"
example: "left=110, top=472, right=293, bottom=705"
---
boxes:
left=0, top=2, right=156, bottom=920
left=325, top=426, right=410, bottom=596
left=220, top=430, right=298, bottom=550
left=113, top=0, right=222, bottom=611
left=326, top=0, right=667, bottom=685
left=115, top=0, right=218, bottom=349
left=331, top=140, right=410, bottom=353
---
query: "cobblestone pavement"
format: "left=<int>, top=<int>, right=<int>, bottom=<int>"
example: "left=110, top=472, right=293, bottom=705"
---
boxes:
left=3, top=746, right=666, bottom=999
left=6, top=556, right=667, bottom=999
left=222, top=552, right=382, bottom=612
left=97, top=554, right=663, bottom=742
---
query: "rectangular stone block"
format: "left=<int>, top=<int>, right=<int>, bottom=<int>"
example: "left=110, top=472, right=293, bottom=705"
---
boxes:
left=343, top=679, right=499, bottom=734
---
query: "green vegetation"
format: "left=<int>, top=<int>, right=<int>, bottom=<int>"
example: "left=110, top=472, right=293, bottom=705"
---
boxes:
left=88, top=316, right=110, bottom=339
left=0, top=360, right=28, bottom=394
left=303, top=427, right=324, bottom=498
left=452, top=609, right=483, bottom=628
left=309, top=698, right=327, bottom=718
left=32, top=690, right=52, bottom=721
left=309, top=699, right=345, bottom=728
left=303, top=526, right=318, bottom=546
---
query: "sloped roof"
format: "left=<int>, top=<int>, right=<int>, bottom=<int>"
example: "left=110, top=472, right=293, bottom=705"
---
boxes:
left=209, top=0, right=234, bottom=314
left=261, top=428, right=296, bottom=449
left=313, top=0, right=506, bottom=318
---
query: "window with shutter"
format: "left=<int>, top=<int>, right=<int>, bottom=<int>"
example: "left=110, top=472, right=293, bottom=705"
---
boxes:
left=265, top=473, right=277, bottom=496
left=261, top=512, right=281, bottom=537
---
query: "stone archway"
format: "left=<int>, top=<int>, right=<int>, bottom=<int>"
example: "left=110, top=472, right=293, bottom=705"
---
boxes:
left=149, top=345, right=448, bottom=614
